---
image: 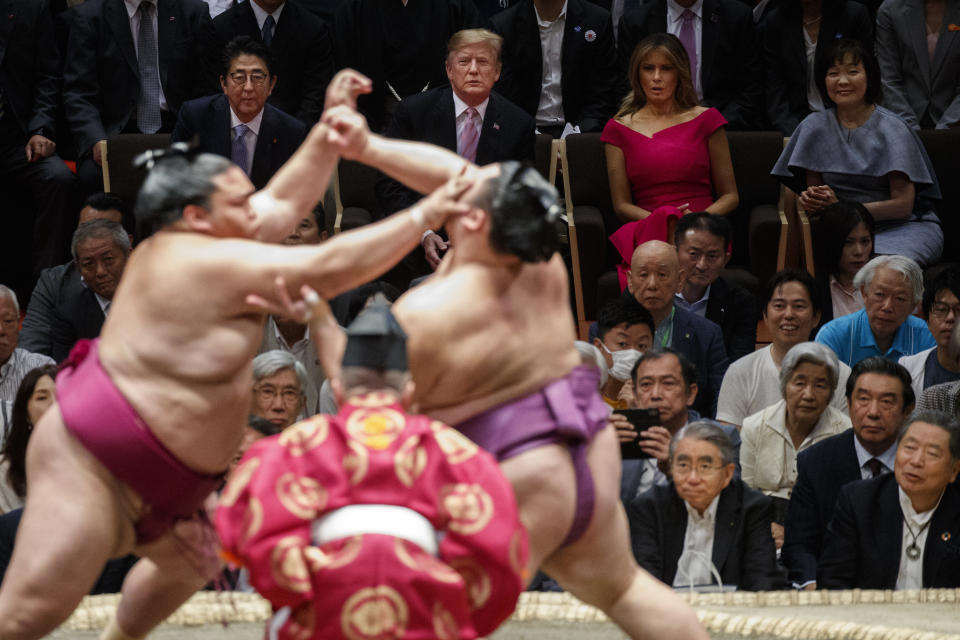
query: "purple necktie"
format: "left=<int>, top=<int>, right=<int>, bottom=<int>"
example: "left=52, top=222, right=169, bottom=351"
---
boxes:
left=460, top=107, right=479, bottom=163
left=678, top=9, right=698, bottom=87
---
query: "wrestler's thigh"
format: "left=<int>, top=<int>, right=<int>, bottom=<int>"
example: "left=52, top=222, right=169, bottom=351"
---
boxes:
left=0, top=405, right=134, bottom=636
left=499, top=443, right=577, bottom=574
left=540, top=424, right=638, bottom=606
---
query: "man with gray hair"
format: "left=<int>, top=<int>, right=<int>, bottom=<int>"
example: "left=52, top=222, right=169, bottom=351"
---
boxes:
left=628, top=421, right=783, bottom=591
left=45, top=220, right=132, bottom=362
left=816, top=255, right=934, bottom=367
left=818, top=410, right=960, bottom=589
left=0, top=286, right=55, bottom=408
left=250, top=350, right=310, bottom=431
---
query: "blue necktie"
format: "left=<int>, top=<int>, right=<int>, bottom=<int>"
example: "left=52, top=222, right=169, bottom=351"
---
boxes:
left=232, top=124, right=250, bottom=175
left=136, top=1, right=162, bottom=133
left=261, top=14, right=275, bottom=47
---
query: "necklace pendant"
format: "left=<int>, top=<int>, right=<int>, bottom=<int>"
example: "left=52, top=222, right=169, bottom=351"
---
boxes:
left=906, top=543, right=922, bottom=561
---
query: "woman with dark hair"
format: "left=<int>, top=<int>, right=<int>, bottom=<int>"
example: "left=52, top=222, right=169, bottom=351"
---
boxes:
left=812, top=200, right=875, bottom=326
left=772, top=38, right=943, bottom=266
left=603, top=33, right=738, bottom=288
left=0, top=365, right=58, bottom=512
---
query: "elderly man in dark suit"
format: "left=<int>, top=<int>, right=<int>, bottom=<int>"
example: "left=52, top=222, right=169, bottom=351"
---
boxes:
left=0, top=0, right=76, bottom=287
left=629, top=421, right=783, bottom=590
left=818, top=410, right=960, bottom=589
left=208, top=0, right=333, bottom=124
left=489, top=0, right=619, bottom=135
left=63, top=0, right=211, bottom=195
left=782, top=357, right=916, bottom=588
left=618, top=0, right=763, bottom=130
left=171, top=36, right=306, bottom=190
left=375, top=28, right=535, bottom=283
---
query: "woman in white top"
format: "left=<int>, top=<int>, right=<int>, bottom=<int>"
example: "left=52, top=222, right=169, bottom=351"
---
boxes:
left=0, top=365, right=57, bottom=513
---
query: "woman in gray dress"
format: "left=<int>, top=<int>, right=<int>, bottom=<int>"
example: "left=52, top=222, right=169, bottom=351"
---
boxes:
left=772, top=38, right=943, bottom=266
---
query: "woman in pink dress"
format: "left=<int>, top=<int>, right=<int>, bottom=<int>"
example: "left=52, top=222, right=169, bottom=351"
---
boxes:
left=603, top=34, right=738, bottom=289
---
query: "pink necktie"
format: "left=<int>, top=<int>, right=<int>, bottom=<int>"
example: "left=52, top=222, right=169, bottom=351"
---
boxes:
left=678, top=9, right=698, bottom=86
left=460, top=107, right=479, bottom=163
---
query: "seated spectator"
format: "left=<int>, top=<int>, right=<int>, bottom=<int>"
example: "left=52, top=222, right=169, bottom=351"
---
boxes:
left=593, top=297, right=654, bottom=409
left=618, top=0, right=763, bottom=131
left=612, top=348, right=740, bottom=505
left=19, top=193, right=131, bottom=356
left=674, top=213, right=756, bottom=362
left=45, top=220, right=131, bottom=362
left=818, top=410, right=960, bottom=589
left=815, top=255, right=935, bottom=366
left=260, top=204, right=327, bottom=415
left=782, top=356, right=915, bottom=588
left=811, top=201, right=874, bottom=327
left=628, top=421, right=783, bottom=591
left=0, top=365, right=57, bottom=513
left=876, top=1, right=960, bottom=129
left=624, top=241, right=729, bottom=417
left=332, top=0, right=480, bottom=132
left=718, top=270, right=850, bottom=429
left=375, top=28, right=535, bottom=286
left=604, top=35, right=738, bottom=285
left=917, top=322, right=960, bottom=415
left=772, top=38, right=943, bottom=266
left=899, top=267, right=960, bottom=397
left=741, top=342, right=851, bottom=541
left=489, top=0, right=619, bottom=136
left=208, top=0, right=334, bottom=125
left=760, top=0, right=873, bottom=135
left=172, top=36, right=307, bottom=191
left=0, top=287, right=55, bottom=406
left=250, top=350, right=310, bottom=429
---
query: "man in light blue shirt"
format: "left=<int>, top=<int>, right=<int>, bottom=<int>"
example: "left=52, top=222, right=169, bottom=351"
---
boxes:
left=816, top=256, right=934, bottom=367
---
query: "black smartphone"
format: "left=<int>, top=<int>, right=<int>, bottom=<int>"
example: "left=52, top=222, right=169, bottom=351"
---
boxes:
left=615, top=408, right=660, bottom=460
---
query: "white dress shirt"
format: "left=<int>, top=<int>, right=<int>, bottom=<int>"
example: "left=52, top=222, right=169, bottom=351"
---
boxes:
left=666, top=0, right=703, bottom=99
left=249, top=0, right=285, bottom=34
left=895, top=487, right=941, bottom=590
left=804, top=28, right=824, bottom=113
left=230, top=107, right=264, bottom=176
left=673, top=494, right=720, bottom=587
left=534, top=0, right=567, bottom=126
left=94, top=292, right=112, bottom=315
left=853, top=437, right=897, bottom=480
left=123, top=0, right=168, bottom=110
left=452, top=92, right=489, bottom=156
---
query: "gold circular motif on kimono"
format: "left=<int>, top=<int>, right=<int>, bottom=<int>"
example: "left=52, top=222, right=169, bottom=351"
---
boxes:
left=394, top=435, right=428, bottom=487
left=432, top=601, right=460, bottom=640
left=344, top=439, right=370, bottom=485
left=430, top=421, right=479, bottom=464
left=347, top=391, right=399, bottom=408
left=220, top=456, right=260, bottom=508
left=279, top=416, right=329, bottom=456
left=450, top=557, right=492, bottom=610
left=239, top=496, right=263, bottom=547
left=304, top=535, right=364, bottom=572
left=276, top=472, right=327, bottom=520
left=439, top=484, right=495, bottom=536
left=340, top=585, right=409, bottom=640
left=346, top=407, right=407, bottom=451
left=270, top=536, right=312, bottom=594
left=393, top=537, right=461, bottom=584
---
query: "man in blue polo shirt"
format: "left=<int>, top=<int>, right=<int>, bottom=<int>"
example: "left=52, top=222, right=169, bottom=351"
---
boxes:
left=816, top=256, right=934, bottom=367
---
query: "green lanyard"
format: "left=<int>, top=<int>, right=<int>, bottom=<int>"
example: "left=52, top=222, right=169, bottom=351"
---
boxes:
left=658, top=307, right=675, bottom=348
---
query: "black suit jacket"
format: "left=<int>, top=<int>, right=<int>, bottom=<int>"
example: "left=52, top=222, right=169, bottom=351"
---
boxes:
left=618, top=0, right=762, bottom=130
left=760, top=1, right=873, bottom=135
left=332, top=0, right=479, bottom=132
left=208, top=0, right=333, bottom=124
left=49, top=287, right=105, bottom=363
left=489, top=0, right=619, bottom=133
left=628, top=479, right=785, bottom=590
left=375, top=86, right=536, bottom=214
left=818, top=475, right=960, bottom=589
left=782, top=429, right=864, bottom=584
left=63, top=0, right=211, bottom=157
left=170, top=94, right=307, bottom=190
left=0, top=0, right=60, bottom=139
left=705, top=276, right=757, bottom=364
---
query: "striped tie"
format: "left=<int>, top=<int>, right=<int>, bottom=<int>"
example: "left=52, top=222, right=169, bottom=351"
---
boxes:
left=460, top=107, right=479, bottom=163
left=232, top=124, right=250, bottom=175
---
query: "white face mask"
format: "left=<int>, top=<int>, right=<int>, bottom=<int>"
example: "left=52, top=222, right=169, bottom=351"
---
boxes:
left=600, top=343, right=642, bottom=381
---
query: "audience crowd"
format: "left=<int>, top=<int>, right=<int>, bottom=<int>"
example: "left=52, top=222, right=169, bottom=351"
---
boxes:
left=1, top=0, right=959, bottom=603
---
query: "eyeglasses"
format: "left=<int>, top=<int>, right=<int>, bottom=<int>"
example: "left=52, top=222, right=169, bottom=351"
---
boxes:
left=930, top=302, right=960, bottom=319
left=228, top=71, right=269, bottom=87
left=672, top=461, right=725, bottom=477
left=254, top=386, right=301, bottom=405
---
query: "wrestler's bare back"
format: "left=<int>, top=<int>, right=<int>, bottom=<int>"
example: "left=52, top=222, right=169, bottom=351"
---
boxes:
left=394, top=253, right=581, bottom=425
